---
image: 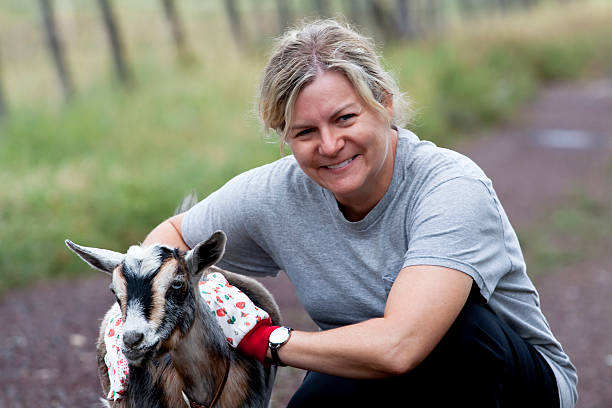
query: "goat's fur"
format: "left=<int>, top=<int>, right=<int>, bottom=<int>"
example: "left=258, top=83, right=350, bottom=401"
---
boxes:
left=67, top=233, right=281, bottom=408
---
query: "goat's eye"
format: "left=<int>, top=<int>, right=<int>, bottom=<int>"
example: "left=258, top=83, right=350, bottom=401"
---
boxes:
left=171, top=281, right=184, bottom=290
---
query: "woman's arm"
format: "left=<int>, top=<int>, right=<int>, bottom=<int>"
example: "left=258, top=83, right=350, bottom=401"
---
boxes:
left=272, top=265, right=473, bottom=378
left=141, top=213, right=189, bottom=250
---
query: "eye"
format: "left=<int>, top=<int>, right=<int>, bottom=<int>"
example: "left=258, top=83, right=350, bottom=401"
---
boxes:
left=338, top=113, right=356, bottom=123
left=171, top=281, right=184, bottom=290
left=294, top=128, right=314, bottom=138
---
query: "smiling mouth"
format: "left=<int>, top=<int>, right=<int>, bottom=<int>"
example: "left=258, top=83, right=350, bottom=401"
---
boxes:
left=324, top=155, right=357, bottom=169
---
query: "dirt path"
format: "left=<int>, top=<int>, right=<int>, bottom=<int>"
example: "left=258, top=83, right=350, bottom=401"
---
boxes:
left=455, top=78, right=612, bottom=408
left=1, top=78, right=610, bottom=408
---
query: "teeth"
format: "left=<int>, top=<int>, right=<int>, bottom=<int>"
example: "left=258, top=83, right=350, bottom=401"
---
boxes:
left=326, top=157, right=353, bottom=169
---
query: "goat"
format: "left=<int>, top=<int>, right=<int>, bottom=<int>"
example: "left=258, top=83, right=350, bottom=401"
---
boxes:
left=66, top=230, right=281, bottom=408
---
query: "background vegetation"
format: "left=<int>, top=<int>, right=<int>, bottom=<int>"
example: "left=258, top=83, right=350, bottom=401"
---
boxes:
left=1, top=0, right=612, bottom=292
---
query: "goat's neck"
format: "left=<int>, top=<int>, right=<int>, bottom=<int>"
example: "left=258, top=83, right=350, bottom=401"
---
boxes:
left=170, top=294, right=229, bottom=405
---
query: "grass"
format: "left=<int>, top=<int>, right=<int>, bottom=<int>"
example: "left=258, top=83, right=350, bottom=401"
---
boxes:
left=520, top=156, right=612, bottom=275
left=520, top=185, right=612, bottom=276
left=387, top=1, right=612, bottom=146
left=0, top=59, right=279, bottom=287
left=1, top=1, right=612, bottom=292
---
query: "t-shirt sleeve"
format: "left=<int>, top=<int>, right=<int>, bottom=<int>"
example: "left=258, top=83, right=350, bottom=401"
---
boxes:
left=401, top=177, right=511, bottom=300
left=181, top=171, right=281, bottom=277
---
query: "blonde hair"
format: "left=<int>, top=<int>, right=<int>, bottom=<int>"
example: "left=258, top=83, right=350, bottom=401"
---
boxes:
left=258, top=19, right=411, bottom=145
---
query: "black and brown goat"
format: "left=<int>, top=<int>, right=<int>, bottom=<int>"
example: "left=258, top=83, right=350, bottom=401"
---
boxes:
left=66, top=231, right=281, bottom=408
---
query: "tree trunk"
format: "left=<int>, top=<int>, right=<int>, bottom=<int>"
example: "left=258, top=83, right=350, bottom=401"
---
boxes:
left=314, top=0, right=330, bottom=18
left=0, top=45, right=6, bottom=120
left=518, top=0, right=537, bottom=9
left=367, top=0, right=398, bottom=41
left=249, top=0, right=267, bottom=38
left=395, top=0, right=416, bottom=39
left=367, top=0, right=386, bottom=32
left=424, top=0, right=441, bottom=34
left=39, top=0, right=74, bottom=101
left=224, top=0, right=243, bottom=48
left=0, top=80, right=5, bottom=120
left=459, top=0, right=478, bottom=17
left=276, top=0, right=292, bottom=33
left=97, top=0, right=131, bottom=86
left=497, top=0, right=511, bottom=11
left=162, top=0, right=192, bottom=64
left=343, top=0, right=363, bottom=26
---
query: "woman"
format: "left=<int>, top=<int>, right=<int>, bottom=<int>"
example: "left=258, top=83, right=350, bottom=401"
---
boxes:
left=111, top=20, right=576, bottom=406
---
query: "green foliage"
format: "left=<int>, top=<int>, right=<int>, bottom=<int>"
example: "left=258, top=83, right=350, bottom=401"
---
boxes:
left=0, top=61, right=279, bottom=291
left=520, top=190, right=612, bottom=275
left=1, top=2, right=612, bottom=292
left=437, top=46, right=533, bottom=129
left=387, top=2, right=612, bottom=147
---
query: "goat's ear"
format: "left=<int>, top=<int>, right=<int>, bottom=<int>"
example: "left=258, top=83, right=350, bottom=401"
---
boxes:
left=185, top=231, right=226, bottom=278
left=65, top=239, right=125, bottom=275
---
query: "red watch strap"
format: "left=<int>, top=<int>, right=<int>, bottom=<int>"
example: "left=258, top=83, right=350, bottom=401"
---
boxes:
left=237, top=318, right=279, bottom=364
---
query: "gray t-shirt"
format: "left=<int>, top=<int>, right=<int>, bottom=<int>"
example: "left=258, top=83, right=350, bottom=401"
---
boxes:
left=183, top=129, right=577, bottom=407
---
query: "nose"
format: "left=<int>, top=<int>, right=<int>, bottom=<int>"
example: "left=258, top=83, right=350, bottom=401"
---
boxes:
left=318, top=127, right=344, bottom=157
left=123, top=330, right=144, bottom=348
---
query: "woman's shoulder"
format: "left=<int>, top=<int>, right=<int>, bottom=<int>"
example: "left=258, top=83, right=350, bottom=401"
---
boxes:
left=224, top=154, right=317, bottom=204
left=241, top=154, right=309, bottom=186
left=397, top=128, right=491, bottom=189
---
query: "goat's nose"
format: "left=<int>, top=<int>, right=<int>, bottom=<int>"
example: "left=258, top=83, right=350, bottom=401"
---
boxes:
left=123, top=330, right=144, bottom=348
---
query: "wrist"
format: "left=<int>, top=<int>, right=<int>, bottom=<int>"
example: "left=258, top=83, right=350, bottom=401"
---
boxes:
left=268, top=326, right=293, bottom=366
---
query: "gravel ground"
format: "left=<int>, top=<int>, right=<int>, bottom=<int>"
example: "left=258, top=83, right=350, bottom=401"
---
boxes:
left=1, top=77, right=610, bottom=407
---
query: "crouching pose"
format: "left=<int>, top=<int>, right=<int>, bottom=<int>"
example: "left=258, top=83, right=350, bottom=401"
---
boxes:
left=95, top=19, right=577, bottom=407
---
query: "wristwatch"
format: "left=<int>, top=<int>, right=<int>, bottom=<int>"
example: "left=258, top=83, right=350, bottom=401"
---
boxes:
left=268, top=326, right=293, bottom=366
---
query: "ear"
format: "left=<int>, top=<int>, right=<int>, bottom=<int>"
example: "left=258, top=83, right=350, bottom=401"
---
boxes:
left=65, top=239, right=125, bottom=275
left=382, top=91, right=394, bottom=121
left=185, top=231, right=227, bottom=278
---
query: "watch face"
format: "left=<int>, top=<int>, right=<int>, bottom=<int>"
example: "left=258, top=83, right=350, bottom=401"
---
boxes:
left=270, top=327, right=290, bottom=344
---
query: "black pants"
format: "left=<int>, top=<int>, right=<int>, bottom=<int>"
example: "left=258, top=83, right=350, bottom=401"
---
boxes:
left=287, top=294, right=559, bottom=407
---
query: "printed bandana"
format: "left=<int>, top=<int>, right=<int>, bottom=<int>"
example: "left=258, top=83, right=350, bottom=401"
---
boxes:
left=103, top=303, right=129, bottom=402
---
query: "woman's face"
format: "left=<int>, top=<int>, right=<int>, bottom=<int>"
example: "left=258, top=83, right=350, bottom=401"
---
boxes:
left=286, top=71, right=397, bottom=220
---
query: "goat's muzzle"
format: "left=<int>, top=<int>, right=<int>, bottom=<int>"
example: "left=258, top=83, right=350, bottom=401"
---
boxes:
left=123, top=330, right=144, bottom=348
left=122, top=339, right=160, bottom=366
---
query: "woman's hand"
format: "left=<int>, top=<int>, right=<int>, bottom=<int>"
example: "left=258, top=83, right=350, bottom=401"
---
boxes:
left=199, top=272, right=278, bottom=363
